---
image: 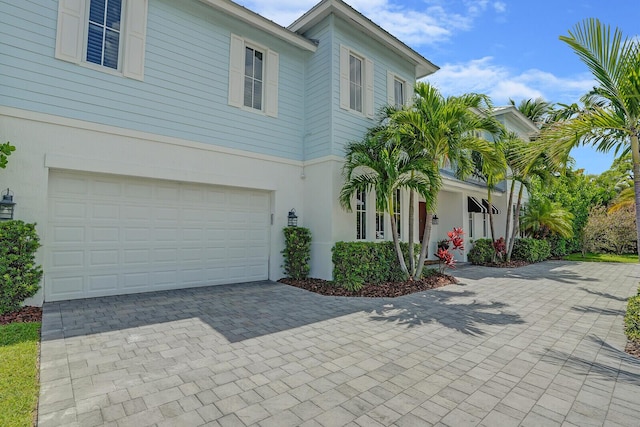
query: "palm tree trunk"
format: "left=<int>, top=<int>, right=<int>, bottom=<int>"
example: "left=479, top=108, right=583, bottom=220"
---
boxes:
left=505, top=179, right=515, bottom=250
left=488, top=191, right=496, bottom=242
left=630, top=133, right=640, bottom=261
left=507, top=184, right=524, bottom=261
left=408, top=190, right=415, bottom=276
left=414, top=212, right=433, bottom=279
left=389, top=210, right=409, bottom=277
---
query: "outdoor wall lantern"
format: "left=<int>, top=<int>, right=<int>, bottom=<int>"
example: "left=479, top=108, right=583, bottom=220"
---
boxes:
left=0, top=188, right=16, bottom=221
left=432, top=214, right=439, bottom=225
left=287, top=209, right=298, bottom=227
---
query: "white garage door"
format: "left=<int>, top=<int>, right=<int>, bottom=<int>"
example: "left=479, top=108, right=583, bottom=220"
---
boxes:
left=46, top=171, right=271, bottom=301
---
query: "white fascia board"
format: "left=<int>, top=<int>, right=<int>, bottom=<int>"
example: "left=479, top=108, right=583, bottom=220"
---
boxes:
left=492, top=106, right=540, bottom=136
left=289, top=0, right=438, bottom=78
left=198, top=0, right=317, bottom=52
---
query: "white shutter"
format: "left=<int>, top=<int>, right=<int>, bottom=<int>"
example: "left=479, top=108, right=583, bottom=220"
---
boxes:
left=365, top=58, right=374, bottom=118
left=265, top=50, right=279, bottom=117
left=339, top=45, right=350, bottom=110
left=228, top=34, right=244, bottom=108
left=122, top=0, right=148, bottom=80
left=387, top=71, right=394, bottom=106
left=55, top=0, right=86, bottom=64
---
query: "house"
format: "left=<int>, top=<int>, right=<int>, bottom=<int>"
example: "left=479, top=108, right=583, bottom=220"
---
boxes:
left=0, top=0, right=535, bottom=304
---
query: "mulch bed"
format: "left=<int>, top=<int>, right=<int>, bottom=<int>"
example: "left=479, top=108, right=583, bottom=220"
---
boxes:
left=625, top=340, right=640, bottom=359
left=0, top=306, right=43, bottom=325
left=278, top=274, right=457, bottom=298
left=475, top=260, right=530, bottom=268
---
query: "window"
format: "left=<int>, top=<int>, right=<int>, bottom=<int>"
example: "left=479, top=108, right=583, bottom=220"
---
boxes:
left=387, top=72, right=407, bottom=108
left=340, top=45, right=374, bottom=118
left=393, top=189, right=401, bottom=237
left=244, top=46, right=263, bottom=110
left=229, top=34, right=279, bottom=117
left=376, top=205, right=384, bottom=240
left=356, top=191, right=366, bottom=240
left=468, top=213, right=474, bottom=238
left=87, top=0, right=122, bottom=69
left=483, top=213, right=487, bottom=237
left=55, top=0, right=148, bottom=80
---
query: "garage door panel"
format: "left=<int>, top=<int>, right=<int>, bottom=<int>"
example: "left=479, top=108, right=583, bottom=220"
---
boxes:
left=47, top=171, right=271, bottom=301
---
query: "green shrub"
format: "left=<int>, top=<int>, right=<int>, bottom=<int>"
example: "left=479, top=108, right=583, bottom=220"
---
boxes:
left=468, top=239, right=493, bottom=265
left=625, top=292, right=640, bottom=342
left=332, top=241, right=418, bottom=291
left=512, top=238, right=551, bottom=263
left=0, top=221, right=43, bottom=315
left=548, top=235, right=570, bottom=257
left=282, top=227, right=311, bottom=280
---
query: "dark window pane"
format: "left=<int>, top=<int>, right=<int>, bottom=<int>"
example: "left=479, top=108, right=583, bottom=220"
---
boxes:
left=354, top=86, right=362, bottom=112
left=106, top=0, right=121, bottom=29
left=86, top=23, right=103, bottom=65
left=244, top=77, right=253, bottom=107
left=254, top=52, right=263, bottom=80
left=89, top=0, right=105, bottom=24
left=245, top=47, right=253, bottom=77
left=103, top=29, right=119, bottom=69
left=254, top=81, right=262, bottom=110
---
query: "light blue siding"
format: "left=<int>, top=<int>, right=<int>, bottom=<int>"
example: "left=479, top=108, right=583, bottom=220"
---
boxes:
left=0, top=0, right=306, bottom=160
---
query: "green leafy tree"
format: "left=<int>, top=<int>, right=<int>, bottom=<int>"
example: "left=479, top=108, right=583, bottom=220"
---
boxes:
left=583, top=205, right=637, bottom=255
left=536, top=19, right=640, bottom=259
left=0, top=142, right=16, bottom=169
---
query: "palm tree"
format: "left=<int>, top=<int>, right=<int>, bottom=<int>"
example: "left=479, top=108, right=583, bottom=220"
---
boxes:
left=339, top=128, right=440, bottom=278
left=608, top=186, right=635, bottom=213
left=535, top=18, right=640, bottom=259
left=389, top=82, right=504, bottom=278
left=521, top=198, right=574, bottom=239
left=509, top=98, right=554, bottom=127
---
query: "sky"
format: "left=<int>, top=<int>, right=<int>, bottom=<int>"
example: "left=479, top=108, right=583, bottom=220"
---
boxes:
left=235, top=0, right=639, bottom=175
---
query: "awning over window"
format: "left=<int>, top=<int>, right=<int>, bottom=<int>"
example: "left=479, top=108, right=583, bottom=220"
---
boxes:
left=482, top=199, right=500, bottom=214
left=468, top=197, right=486, bottom=213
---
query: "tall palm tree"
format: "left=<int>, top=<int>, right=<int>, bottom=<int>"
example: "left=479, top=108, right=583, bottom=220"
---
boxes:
left=536, top=18, right=640, bottom=259
left=509, top=98, right=554, bottom=127
left=339, top=128, right=440, bottom=278
left=389, top=82, right=504, bottom=278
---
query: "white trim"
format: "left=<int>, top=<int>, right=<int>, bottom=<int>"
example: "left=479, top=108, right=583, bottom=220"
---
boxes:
left=198, top=0, right=316, bottom=52
left=0, top=106, right=301, bottom=167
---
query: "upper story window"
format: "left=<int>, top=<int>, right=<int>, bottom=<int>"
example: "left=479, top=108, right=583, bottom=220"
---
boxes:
left=356, top=191, right=367, bottom=240
left=387, top=72, right=407, bottom=108
left=229, top=34, right=279, bottom=117
left=55, top=0, right=147, bottom=80
left=340, top=45, right=374, bottom=118
left=244, top=46, right=264, bottom=110
left=87, top=0, right=122, bottom=69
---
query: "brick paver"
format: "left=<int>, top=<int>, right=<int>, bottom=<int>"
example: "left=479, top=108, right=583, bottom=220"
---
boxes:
left=38, top=261, right=640, bottom=426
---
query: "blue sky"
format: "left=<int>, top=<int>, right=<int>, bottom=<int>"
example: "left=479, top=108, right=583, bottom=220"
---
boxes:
left=236, top=0, right=638, bottom=175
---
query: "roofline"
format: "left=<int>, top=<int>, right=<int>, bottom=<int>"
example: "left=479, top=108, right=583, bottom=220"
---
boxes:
left=198, top=0, right=317, bottom=52
left=491, top=106, right=540, bottom=135
left=288, top=0, right=438, bottom=78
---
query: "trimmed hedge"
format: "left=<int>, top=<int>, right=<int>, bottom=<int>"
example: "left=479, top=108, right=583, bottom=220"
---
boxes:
left=468, top=239, right=493, bottom=264
left=332, top=241, right=419, bottom=291
left=0, top=221, right=43, bottom=315
left=468, top=237, right=551, bottom=265
left=282, top=227, right=312, bottom=280
left=625, top=288, right=640, bottom=342
left=512, top=238, right=551, bottom=263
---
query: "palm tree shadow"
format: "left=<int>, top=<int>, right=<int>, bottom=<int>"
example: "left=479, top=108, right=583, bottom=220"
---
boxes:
left=571, top=305, right=626, bottom=316
left=368, top=288, right=524, bottom=336
left=578, top=287, right=630, bottom=302
left=453, top=261, right=601, bottom=285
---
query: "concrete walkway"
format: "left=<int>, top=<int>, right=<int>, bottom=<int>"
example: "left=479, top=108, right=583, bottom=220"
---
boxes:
left=38, top=261, right=640, bottom=426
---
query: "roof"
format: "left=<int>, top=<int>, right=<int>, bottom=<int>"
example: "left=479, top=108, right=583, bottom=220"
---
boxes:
left=288, top=0, right=439, bottom=78
left=198, top=0, right=317, bottom=52
left=491, top=105, right=540, bottom=136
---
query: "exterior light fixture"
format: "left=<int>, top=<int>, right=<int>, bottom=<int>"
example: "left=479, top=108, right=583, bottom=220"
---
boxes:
left=0, top=188, right=16, bottom=221
left=432, top=214, right=439, bottom=225
left=287, top=209, right=298, bottom=227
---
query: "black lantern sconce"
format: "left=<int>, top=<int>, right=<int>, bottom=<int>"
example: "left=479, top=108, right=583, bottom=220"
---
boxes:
left=0, top=188, right=16, bottom=221
left=432, top=214, right=439, bottom=225
left=287, top=209, right=298, bottom=227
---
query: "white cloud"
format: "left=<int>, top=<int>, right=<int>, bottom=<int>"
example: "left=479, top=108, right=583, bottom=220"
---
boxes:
left=493, top=1, right=506, bottom=13
left=423, top=57, right=595, bottom=105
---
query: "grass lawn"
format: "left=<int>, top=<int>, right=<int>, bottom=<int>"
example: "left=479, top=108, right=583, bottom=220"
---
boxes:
left=564, top=253, right=639, bottom=263
left=0, top=322, right=40, bottom=427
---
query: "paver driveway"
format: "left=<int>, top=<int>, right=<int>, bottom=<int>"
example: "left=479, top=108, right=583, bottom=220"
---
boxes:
left=39, top=261, right=640, bottom=426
